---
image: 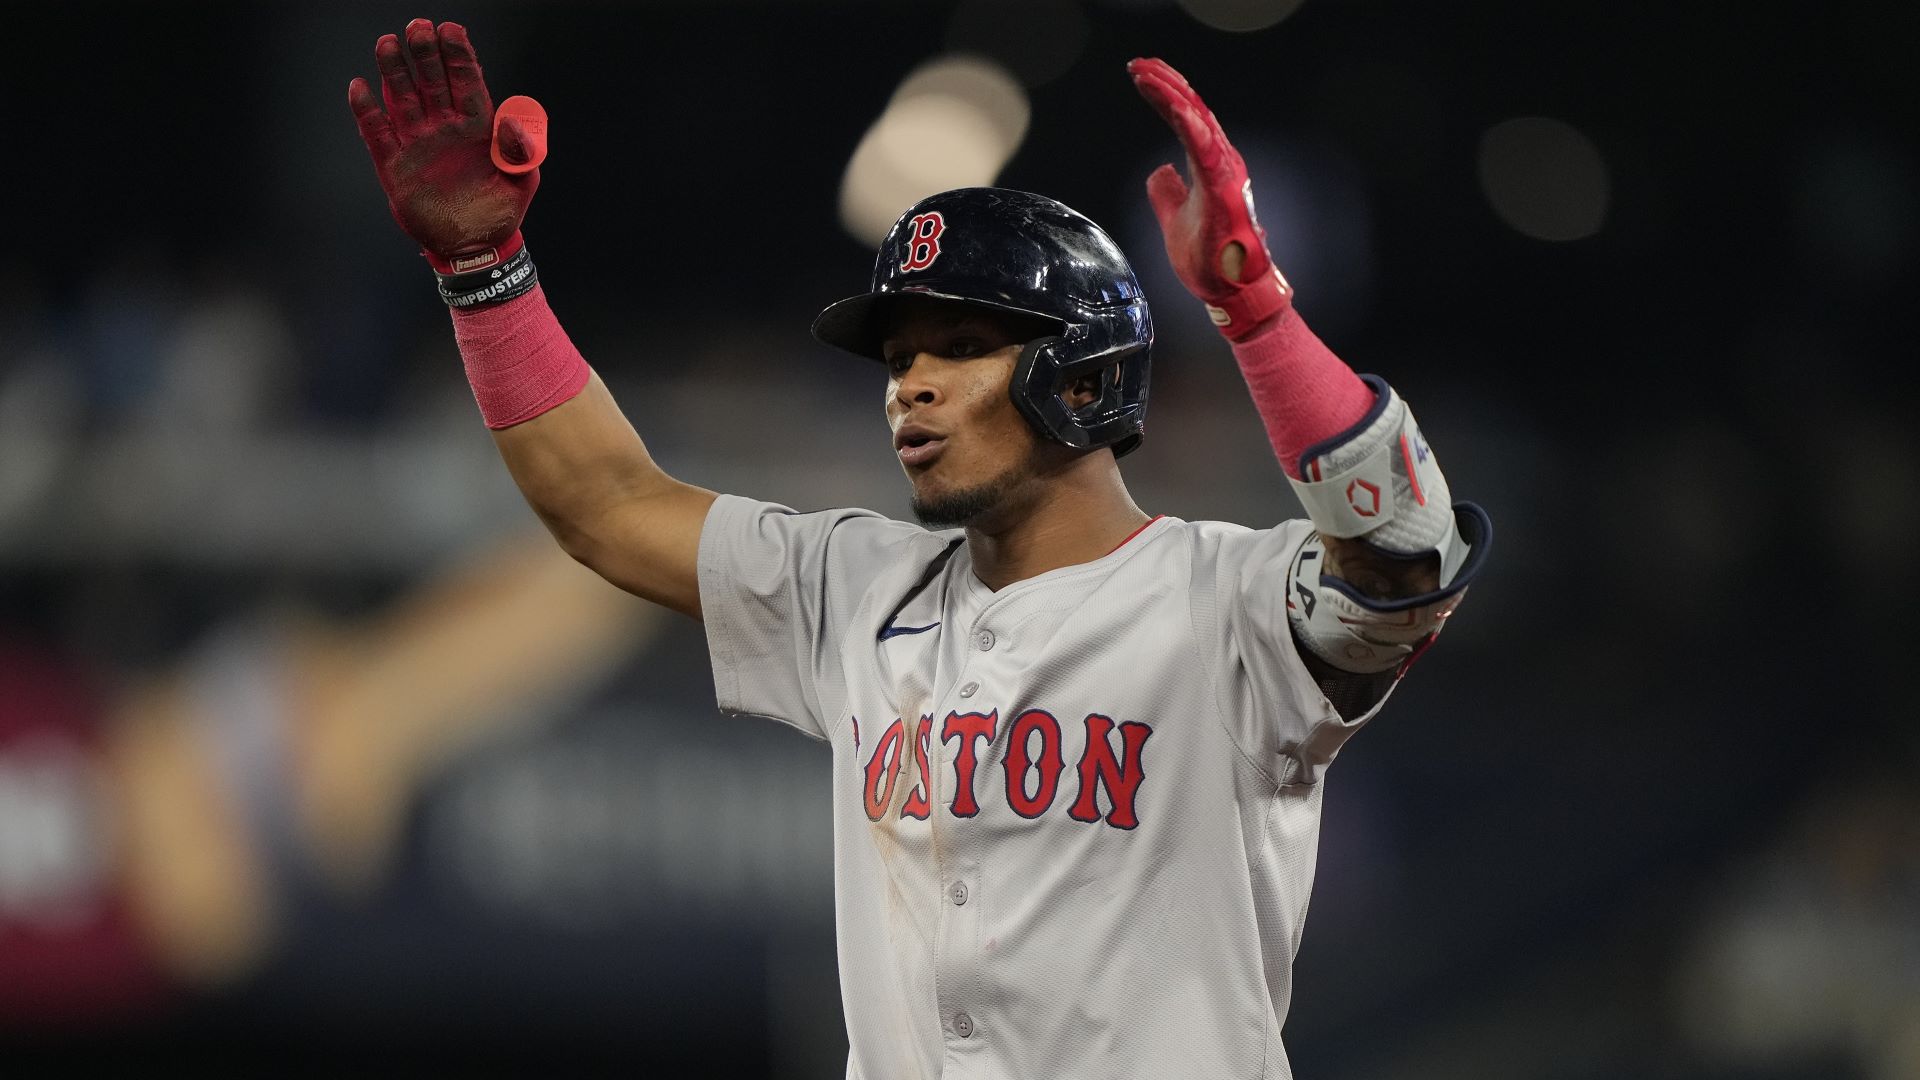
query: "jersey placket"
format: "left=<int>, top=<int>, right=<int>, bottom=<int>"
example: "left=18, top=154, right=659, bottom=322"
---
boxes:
left=928, top=573, right=1006, bottom=1073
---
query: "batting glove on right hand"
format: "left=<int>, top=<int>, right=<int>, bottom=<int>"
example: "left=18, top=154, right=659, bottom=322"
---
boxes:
left=348, top=19, right=544, bottom=273
left=1130, top=57, right=1292, bottom=341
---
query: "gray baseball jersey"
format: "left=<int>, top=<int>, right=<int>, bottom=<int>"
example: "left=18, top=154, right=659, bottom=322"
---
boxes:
left=698, top=493, right=1399, bottom=1080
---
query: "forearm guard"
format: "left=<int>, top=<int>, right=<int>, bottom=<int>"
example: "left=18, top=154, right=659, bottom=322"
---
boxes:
left=1285, top=375, right=1491, bottom=674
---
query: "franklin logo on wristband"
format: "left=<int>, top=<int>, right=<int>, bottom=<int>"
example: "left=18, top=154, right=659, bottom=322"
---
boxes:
left=438, top=246, right=538, bottom=309
left=452, top=249, right=502, bottom=273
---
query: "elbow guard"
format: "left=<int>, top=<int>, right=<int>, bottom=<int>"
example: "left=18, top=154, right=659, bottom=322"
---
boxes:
left=1284, top=375, right=1492, bottom=674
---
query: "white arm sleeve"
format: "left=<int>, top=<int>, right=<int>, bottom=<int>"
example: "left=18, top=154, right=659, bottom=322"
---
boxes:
left=696, top=495, right=931, bottom=741
left=1283, top=374, right=1493, bottom=676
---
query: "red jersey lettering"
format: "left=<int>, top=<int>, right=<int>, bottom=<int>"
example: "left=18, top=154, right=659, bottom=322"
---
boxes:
left=1002, top=708, right=1064, bottom=818
left=941, top=709, right=998, bottom=818
left=861, top=718, right=906, bottom=822
left=1068, top=714, right=1154, bottom=829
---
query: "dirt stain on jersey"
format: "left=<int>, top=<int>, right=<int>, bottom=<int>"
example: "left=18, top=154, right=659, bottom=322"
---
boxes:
left=868, top=708, right=938, bottom=949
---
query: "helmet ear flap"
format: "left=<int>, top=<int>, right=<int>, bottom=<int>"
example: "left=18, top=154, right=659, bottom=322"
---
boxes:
left=1009, top=335, right=1149, bottom=456
left=1010, top=335, right=1077, bottom=450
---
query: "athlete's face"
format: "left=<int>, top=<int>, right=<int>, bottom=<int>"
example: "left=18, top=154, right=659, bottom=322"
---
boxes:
left=881, top=299, right=1062, bottom=528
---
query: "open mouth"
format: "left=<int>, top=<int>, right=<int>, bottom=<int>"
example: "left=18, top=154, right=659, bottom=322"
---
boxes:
left=896, top=433, right=947, bottom=466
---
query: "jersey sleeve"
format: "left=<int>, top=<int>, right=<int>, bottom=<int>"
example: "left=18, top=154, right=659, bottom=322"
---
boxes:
left=1190, top=520, right=1398, bottom=787
left=696, top=494, right=926, bottom=741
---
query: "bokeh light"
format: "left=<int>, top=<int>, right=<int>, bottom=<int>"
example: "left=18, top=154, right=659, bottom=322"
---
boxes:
left=1175, top=0, right=1307, bottom=33
left=838, top=56, right=1030, bottom=246
left=944, top=0, right=1090, bottom=88
left=1477, top=116, right=1611, bottom=242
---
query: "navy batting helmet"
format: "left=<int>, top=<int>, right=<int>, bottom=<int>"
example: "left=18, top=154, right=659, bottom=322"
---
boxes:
left=812, top=187, right=1154, bottom=457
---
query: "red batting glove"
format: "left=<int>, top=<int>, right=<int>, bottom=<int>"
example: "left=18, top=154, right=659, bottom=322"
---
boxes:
left=1129, top=58, right=1292, bottom=341
left=347, top=19, right=543, bottom=274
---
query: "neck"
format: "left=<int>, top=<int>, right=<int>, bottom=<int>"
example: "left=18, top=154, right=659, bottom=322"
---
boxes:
left=964, top=450, right=1150, bottom=591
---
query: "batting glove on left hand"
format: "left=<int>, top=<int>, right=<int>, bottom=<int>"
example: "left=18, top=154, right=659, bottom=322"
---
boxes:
left=1130, top=57, right=1292, bottom=341
left=348, top=19, right=544, bottom=273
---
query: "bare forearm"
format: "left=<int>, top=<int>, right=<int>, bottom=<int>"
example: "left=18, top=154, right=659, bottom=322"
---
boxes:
left=435, top=280, right=713, bottom=613
left=493, top=373, right=668, bottom=542
left=491, top=375, right=715, bottom=615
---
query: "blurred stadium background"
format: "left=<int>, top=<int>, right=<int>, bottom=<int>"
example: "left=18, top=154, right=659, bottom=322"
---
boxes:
left=1, top=1, right=1913, bottom=1076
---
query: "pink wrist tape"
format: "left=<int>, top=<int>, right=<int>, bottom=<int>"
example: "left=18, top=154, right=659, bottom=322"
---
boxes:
left=1229, top=307, right=1376, bottom=478
left=449, top=284, right=591, bottom=430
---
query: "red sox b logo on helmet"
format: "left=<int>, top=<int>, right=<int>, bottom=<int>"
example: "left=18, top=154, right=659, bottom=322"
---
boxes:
left=900, top=212, right=946, bottom=272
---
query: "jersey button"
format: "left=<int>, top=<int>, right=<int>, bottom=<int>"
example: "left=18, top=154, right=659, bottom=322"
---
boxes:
left=953, top=1012, right=974, bottom=1038
left=949, top=881, right=968, bottom=906
left=958, top=681, right=978, bottom=698
left=975, top=629, right=995, bottom=652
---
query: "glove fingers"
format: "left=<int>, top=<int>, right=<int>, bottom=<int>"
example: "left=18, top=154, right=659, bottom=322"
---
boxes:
left=1137, top=71, right=1220, bottom=170
left=437, top=22, right=492, bottom=119
left=1131, top=57, right=1196, bottom=98
left=347, top=77, right=400, bottom=161
left=374, top=33, right=426, bottom=134
left=1129, top=64, right=1194, bottom=147
left=1144, top=163, right=1189, bottom=233
left=404, top=18, right=455, bottom=118
left=1193, top=91, right=1245, bottom=177
left=1133, top=59, right=1242, bottom=177
left=1130, top=58, right=1207, bottom=122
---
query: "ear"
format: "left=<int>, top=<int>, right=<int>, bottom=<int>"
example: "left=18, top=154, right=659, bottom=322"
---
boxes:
left=1061, top=367, right=1109, bottom=412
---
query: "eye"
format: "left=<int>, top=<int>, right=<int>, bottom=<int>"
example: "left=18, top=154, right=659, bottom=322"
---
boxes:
left=948, top=337, right=986, bottom=358
left=885, top=351, right=914, bottom=376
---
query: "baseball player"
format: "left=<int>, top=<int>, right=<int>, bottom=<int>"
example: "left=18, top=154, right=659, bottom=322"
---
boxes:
left=349, top=19, right=1489, bottom=1079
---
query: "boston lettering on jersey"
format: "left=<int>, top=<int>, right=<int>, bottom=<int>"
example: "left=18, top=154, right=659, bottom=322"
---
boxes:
left=855, top=708, right=1154, bottom=829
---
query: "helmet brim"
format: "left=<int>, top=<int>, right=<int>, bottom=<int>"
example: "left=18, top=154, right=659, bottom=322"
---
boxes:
left=811, top=289, right=1066, bottom=362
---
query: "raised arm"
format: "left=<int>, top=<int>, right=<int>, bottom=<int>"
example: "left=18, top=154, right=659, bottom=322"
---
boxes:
left=1130, top=58, right=1489, bottom=694
left=348, top=20, right=714, bottom=617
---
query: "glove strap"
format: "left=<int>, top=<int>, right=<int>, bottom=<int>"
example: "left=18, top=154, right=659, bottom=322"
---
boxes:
left=427, top=232, right=539, bottom=310
left=422, top=230, right=524, bottom=275
left=1206, top=264, right=1292, bottom=341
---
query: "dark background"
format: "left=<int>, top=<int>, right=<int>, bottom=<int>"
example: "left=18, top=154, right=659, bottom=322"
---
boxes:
left=1, top=2, right=1913, bottom=1077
